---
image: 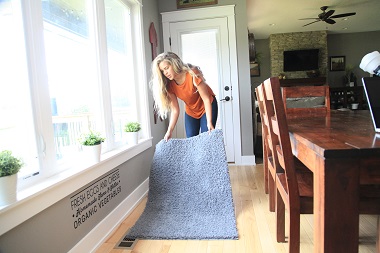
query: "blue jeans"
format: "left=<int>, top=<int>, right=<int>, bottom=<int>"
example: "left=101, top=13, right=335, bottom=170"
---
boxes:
left=184, top=97, right=218, bottom=138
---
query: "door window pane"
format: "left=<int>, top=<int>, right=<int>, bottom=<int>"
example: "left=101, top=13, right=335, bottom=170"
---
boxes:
left=0, top=0, right=39, bottom=178
left=181, top=31, right=221, bottom=129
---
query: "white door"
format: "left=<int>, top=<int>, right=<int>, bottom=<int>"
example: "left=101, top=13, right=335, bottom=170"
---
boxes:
left=162, top=6, right=241, bottom=163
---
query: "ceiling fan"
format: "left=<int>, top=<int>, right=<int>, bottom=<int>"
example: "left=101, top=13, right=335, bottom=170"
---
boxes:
left=300, top=6, right=356, bottom=27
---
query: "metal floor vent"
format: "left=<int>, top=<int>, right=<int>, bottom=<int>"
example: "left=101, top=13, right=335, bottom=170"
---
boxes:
left=115, top=233, right=138, bottom=250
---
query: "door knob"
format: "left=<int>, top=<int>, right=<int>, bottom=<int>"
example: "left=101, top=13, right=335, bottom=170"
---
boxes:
left=220, top=96, right=231, bottom=102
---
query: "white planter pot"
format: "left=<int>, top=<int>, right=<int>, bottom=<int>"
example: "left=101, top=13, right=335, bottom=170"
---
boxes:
left=126, top=132, right=139, bottom=145
left=0, top=173, right=18, bottom=207
left=82, top=144, right=102, bottom=163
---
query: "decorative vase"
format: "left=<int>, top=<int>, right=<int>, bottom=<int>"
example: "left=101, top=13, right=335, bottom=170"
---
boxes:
left=0, top=173, right=18, bottom=207
left=126, top=132, right=139, bottom=145
left=82, top=144, right=102, bottom=163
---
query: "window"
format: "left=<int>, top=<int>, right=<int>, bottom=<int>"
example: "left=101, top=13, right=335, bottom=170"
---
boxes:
left=0, top=0, right=39, bottom=179
left=104, top=0, right=138, bottom=144
left=43, top=0, right=100, bottom=170
left=0, top=0, right=149, bottom=188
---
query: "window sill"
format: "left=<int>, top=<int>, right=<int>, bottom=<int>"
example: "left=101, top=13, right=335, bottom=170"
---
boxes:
left=0, top=138, right=152, bottom=236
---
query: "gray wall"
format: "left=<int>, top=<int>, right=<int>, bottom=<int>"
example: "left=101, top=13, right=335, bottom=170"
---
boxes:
left=157, top=0, right=254, bottom=157
left=0, top=1, right=163, bottom=252
left=251, top=39, right=271, bottom=88
left=0, top=153, right=153, bottom=253
left=327, top=31, right=380, bottom=87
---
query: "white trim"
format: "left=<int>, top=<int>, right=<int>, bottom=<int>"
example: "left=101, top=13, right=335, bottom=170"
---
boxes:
left=132, top=3, right=152, bottom=140
left=224, top=8, right=243, bottom=165
left=69, top=178, right=149, bottom=253
left=161, top=5, right=235, bottom=22
left=240, top=155, right=256, bottom=166
left=0, top=139, right=152, bottom=236
left=127, top=0, right=143, bottom=7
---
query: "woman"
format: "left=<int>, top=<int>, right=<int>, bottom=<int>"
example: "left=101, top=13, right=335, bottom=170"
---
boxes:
left=151, top=52, right=218, bottom=141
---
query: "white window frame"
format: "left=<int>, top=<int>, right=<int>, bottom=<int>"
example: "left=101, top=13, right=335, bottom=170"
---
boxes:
left=0, top=0, right=151, bottom=236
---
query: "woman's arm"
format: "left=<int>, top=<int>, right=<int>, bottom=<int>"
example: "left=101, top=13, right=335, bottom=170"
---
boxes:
left=165, top=92, right=180, bottom=141
left=197, top=82, right=214, bottom=131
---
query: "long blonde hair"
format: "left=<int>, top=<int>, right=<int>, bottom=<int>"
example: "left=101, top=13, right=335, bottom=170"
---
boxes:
left=150, top=52, right=197, bottom=119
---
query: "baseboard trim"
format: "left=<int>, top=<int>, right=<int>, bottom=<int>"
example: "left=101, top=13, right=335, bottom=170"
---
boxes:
left=69, top=178, right=149, bottom=253
left=240, top=155, right=256, bottom=165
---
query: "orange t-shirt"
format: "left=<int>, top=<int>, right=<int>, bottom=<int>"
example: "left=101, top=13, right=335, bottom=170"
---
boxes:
left=167, top=72, right=215, bottom=119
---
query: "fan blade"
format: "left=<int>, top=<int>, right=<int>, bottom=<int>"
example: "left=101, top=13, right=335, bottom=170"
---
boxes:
left=303, top=20, right=320, bottom=27
left=323, top=10, right=335, bottom=19
left=330, top=12, right=356, bottom=19
left=299, top=18, right=319, bottom=20
left=325, top=19, right=336, bottom=24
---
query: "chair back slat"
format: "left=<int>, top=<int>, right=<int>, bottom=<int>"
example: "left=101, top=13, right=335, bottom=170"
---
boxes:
left=276, top=145, right=285, bottom=169
left=282, top=85, right=330, bottom=116
left=271, top=117, right=280, bottom=136
left=282, top=86, right=328, bottom=98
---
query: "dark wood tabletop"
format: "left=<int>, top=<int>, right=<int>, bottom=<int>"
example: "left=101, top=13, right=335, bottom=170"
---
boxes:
left=287, top=110, right=380, bottom=158
left=287, top=110, right=380, bottom=253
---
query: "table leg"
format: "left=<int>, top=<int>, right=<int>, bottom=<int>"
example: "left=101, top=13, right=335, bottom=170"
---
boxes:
left=377, top=216, right=380, bottom=253
left=314, top=157, right=360, bottom=253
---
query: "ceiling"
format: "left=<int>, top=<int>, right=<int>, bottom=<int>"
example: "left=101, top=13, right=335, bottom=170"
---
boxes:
left=247, top=0, right=380, bottom=40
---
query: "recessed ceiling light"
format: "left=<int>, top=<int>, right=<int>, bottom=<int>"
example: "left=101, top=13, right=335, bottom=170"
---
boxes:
left=269, top=23, right=275, bottom=26
left=343, top=18, right=349, bottom=21
left=342, top=27, right=348, bottom=30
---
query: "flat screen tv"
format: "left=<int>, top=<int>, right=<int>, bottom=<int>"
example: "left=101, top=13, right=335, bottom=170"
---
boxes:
left=283, top=49, right=319, bottom=72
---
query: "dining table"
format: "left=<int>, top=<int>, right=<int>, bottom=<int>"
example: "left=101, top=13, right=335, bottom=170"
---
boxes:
left=287, top=109, right=380, bottom=253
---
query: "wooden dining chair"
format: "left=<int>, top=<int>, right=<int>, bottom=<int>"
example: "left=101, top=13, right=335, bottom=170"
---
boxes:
left=281, top=85, right=330, bottom=116
left=261, top=77, right=314, bottom=253
left=255, top=86, right=275, bottom=212
left=262, top=77, right=380, bottom=253
left=256, top=85, right=312, bottom=213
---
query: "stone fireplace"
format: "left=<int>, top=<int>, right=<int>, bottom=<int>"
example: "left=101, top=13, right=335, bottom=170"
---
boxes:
left=269, top=31, right=328, bottom=79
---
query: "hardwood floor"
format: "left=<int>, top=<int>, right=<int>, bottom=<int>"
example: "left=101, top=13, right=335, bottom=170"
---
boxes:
left=95, top=163, right=378, bottom=253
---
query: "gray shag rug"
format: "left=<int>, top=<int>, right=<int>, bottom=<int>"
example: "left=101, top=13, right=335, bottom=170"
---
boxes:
left=126, top=129, right=238, bottom=240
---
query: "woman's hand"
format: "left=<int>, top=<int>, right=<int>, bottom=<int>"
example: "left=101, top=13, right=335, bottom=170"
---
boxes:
left=164, top=129, right=173, bottom=141
left=207, top=122, right=215, bottom=133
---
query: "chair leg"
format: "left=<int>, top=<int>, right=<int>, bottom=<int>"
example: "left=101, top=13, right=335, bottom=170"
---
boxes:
left=268, top=172, right=275, bottom=212
left=264, top=158, right=269, bottom=194
left=276, top=189, right=285, bottom=242
left=263, top=144, right=269, bottom=194
left=288, top=209, right=301, bottom=253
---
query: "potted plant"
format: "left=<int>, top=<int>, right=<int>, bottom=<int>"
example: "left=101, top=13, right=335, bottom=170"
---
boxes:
left=0, top=150, right=23, bottom=206
left=78, top=130, right=105, bottom=163
left=124, top=122, right=141, bottom=145
left=344, top=65, right=357, bottom=87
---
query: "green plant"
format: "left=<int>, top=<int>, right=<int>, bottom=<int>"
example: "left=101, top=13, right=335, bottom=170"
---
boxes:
left=255, top=52, right=263, bottom=65
left=345, top=65, right=356, bottom=80
left=124, top=122, right=141, bottom=132
left=0, top=150, right=23, bottom=177
left=78, top=131, right=105, bottom=146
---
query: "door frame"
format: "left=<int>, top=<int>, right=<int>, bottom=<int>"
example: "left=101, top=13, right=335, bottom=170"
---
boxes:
left=162, top=5, right=243, bottom=164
